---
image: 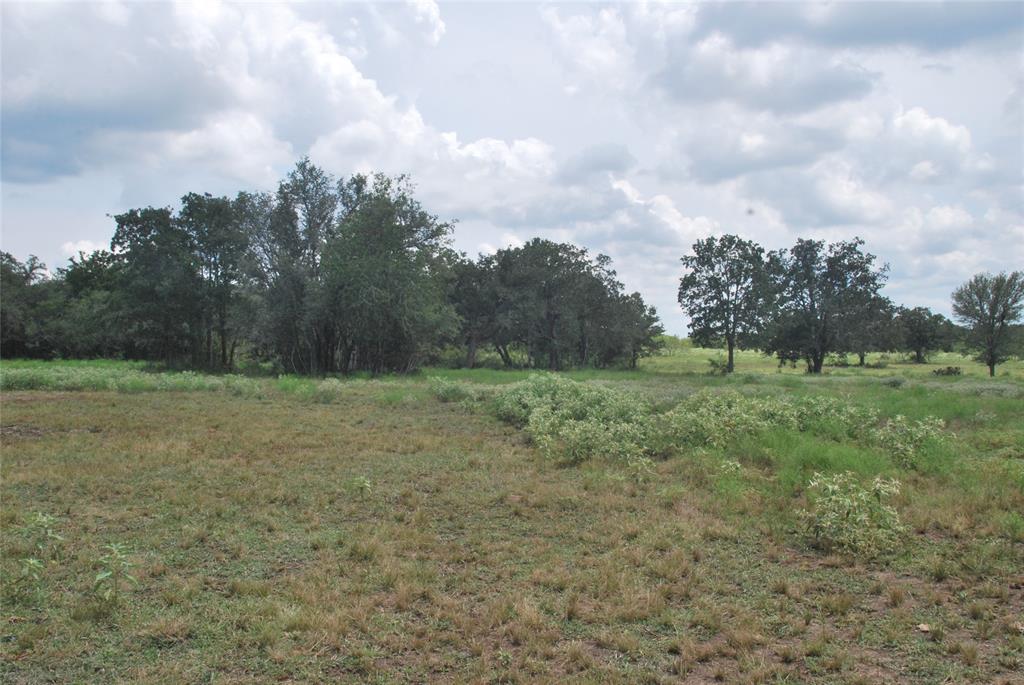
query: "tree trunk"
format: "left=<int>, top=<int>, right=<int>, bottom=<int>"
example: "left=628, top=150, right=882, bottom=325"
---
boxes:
left=915, top=349, right=924, bottom=363
left=811, top=351, right=824, bottom=374
left=218, top=310, right=228, bottom=370
left=495, top=343, right=513, bottom=368
left=858, top=351, right=866, bottom=366
left=989, top=362, right=996, bottom=377
left=726, top=337, right=735, bottom=373
left=547, top=314, right=559, bottom=370
left=206, top=321, right=213, bottom=370
left=466, top=337, right=478, bottom=369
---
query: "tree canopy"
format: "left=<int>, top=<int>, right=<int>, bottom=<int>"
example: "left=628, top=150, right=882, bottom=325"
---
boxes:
left=677, top=234, right=776, bottom=373
left=951, top=271, right=1024, bottom=376
left=0, top=159, right=662, bottom=374
left=763, top=238, right=888, bottom=373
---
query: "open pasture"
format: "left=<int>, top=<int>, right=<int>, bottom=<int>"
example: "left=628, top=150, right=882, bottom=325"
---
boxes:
left=1, top=352, right=1022, bottom=684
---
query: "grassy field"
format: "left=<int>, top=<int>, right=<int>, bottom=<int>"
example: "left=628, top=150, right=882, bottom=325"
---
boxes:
left=2, top=349, right=1022, bottom=684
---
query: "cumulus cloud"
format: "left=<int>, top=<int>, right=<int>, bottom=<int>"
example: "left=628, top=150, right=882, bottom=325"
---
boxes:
left=657, top=33, right=876, bottom=113
left=666, top=111, right=845, bottom=182
left=406, top=0, right=446, bottom=46
left=61, top=240, right=105, bottom=257
left=542, top=6, right=877, bottom=113
left=893, top=107, right=972, bottom=155
left=541, top=7, right=634, bottom=90
left=2, top=1, right=1023, bottom=332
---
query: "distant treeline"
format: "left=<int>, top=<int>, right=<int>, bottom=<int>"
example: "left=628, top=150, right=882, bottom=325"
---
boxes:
left=0, top=159, right=663, bottom=374
left=677, top=234, right=1024, bottom=376
left=4, top=159, right=1020, bottom=376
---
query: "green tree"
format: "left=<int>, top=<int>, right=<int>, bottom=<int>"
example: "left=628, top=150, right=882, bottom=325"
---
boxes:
left=476, top=240, right=661, bottom=370
left=54, top=251, right=126, bottom=358
left=326, top=173, right=458, bottom=373
left=951, top=271, right=1024, bottom=376
left=767, top=238, right=887, bottom=374
left=489, top=240, right=593, bottom=370
left=677, top=235, right=775, bottom=373
left=0, top=252, right=49, bottom=357
left=450, top=257, right=497, bottom=368
left=842, top=296, right=899, bottom=366
left=179, top=192, right=247, bottom=370
left=111, top=207, right=202, bottom=364
left=242, top=160, right=342, bottom=375
left=896, top=306, right=952, bottom=363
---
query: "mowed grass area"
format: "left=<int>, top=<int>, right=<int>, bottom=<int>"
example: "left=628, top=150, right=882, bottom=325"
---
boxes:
left=1, top=353, right=1023, bottom=684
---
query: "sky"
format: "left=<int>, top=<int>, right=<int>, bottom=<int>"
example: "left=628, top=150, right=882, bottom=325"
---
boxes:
left=2, top=1, right=1022, bottom=335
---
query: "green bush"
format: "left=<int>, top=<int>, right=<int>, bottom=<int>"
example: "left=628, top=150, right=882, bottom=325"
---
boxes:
left=492, top=374, right=576, bottom=426
left=654, top=392, right=780, bottom=449
left=800, top=472, right=904, bottom=557
left=652, top=391, right=876, bottom=450
left=791, top=396, right=878, bottom=439
left=871, top=415, right=948, bottom=469
left=492, top=375, right=653, bottom=464
left=490, top=381, right=950, bottom=474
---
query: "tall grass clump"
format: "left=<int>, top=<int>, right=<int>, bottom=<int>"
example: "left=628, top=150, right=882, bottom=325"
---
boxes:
left=428, top=377, right=495, bottom=404
left=0, top=361, right=327, bottom=401
left=0, top=365, right=230, bottom=393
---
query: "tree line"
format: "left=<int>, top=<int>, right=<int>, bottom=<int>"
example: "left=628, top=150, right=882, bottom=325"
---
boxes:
left=0, top=159, right=663, bottom=374
left=677, top=234, right=1024, bottom=376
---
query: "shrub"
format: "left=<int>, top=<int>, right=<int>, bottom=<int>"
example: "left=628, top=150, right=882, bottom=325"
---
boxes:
left=654, top=391, right=795, bottom=450
left=14, top=558, right=46, bottom=605
left=652, top=391, right=878, bottom=451
left=311, top=378, right=346, bottom=403
left=493, top=375, right=653, bottom=464
left=932, top=366, right=962, bottom=377
left=706, top=355, right=729, bottom=376
left=800, top=472, right=904, bottom=557
left=429, top=377, right=472, bottom=402
left=529, top=406, right=652, bottom=464
left=791, top=396, right=878, bottom=439
left=492, top=374, right=575, bottom=427
left=871, top=415, right=948, bottom=469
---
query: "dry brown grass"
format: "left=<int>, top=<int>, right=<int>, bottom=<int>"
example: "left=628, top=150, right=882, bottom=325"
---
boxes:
left=1, top=380, right=1022, bottom=683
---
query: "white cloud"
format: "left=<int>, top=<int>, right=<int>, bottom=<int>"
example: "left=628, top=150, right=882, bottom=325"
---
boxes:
left=61, top=239, right=104, bottom=257
left=811, top=161, right=892, bottom=224
left=893, top=106, right=972, bottom=154
left=925, top=205, right=973, bottom=232
left=909, top=160, right=940, bottom=181
left=406, top=0, right=446, bottom=46
left=541, top=6, right=633, bottom=89
left=2, top=1, right=1023, bottom=332
left=612, top=178, right=718, bottom=244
